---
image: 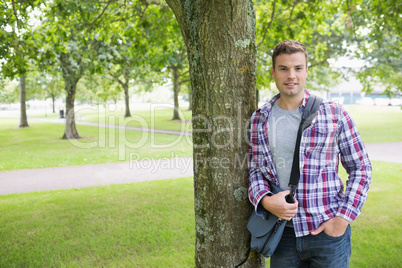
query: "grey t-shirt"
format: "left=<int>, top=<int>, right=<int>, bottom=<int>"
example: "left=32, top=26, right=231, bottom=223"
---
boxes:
left=268, top=101, right=302, bottom=190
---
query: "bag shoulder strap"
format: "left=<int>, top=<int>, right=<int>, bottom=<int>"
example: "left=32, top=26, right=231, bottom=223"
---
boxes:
left=286, top=95, right=322, bottom=202
left=301, top=95, right=323, bottom=131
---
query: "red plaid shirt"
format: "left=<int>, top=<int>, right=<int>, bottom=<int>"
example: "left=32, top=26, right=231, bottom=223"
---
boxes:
left=248, top=91, right=372, bottom=237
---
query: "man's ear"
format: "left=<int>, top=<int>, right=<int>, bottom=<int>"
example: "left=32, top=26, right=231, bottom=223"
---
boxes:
left=271, top=66, right=275, bottom=78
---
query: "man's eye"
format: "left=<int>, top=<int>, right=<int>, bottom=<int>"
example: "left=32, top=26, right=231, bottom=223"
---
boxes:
left=280, top=68, right=286, bottom=71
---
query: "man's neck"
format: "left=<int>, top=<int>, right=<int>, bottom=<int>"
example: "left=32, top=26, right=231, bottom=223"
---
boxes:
left=277, top=92, right=305, bottom=110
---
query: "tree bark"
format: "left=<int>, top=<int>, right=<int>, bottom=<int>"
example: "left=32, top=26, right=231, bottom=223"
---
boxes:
left=123, top=82, right=131, bottom=117
left=59, top=53, right=82, bottom=140
left=52, top=94, right=56, bottom=113
left=109, top=70, right=131, bottom=118
left=19, top=74, right=29, bottom=128
left=172, top=65, right=180, bottom=120
left=62, top=81, right=80, bottom=139
left=188, top=86, right=192, bottom=110
left=166, top=1, right=264, bottom=267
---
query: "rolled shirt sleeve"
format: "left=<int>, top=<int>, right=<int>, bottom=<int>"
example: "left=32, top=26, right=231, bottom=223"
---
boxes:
left=336, top=106, right=372, bottom=222
left=248, top=109, right=272, bottom=215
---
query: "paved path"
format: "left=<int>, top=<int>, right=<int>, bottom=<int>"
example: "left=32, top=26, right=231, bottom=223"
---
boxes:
left=0, top=158, right=193, bottom=195
left=361, top=142, right=402, bottom=164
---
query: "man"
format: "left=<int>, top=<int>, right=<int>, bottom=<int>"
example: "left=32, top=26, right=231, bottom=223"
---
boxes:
left=248, top=40, right=372, bottom=267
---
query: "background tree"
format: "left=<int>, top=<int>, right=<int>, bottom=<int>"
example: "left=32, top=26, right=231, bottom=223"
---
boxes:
left=104, top=2, right=152, bottom=117
left=0, top=0, right=39, bottom=128
left=0, top=79, right=19, bottom=104
left=156, top=7, right=190, bottom=120
left=81, top=74, right=120, bottom=106
left=37, top=0, right=118, bottom=139
left=346, top=0, right=401, bottom=96
left=166, top=1, right=263, bottom=267
left=23, top=69, right=46, bottom=100
left=18, top=67, right=65, bottom=113
left=166, top=51, right=190, bottom=120
left=41, top=72, right=64, bottom=114
left=121, top=2, right=190, bottom=120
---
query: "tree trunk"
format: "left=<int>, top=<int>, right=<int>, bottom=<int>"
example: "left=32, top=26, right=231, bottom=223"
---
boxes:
left=172, top=66, right=180, bottom=120
left=166, top=1, right=264, bottom=267
left=256, top=89, right=260, bottom=106
left=19, top=74, right=29, bottom=128
left=62, top=81, right=80, bottom=139
left=188, top=86, right=192, bottom=110
left=59, top=52, right=82, bottom=140
left=52, top=94, right=56, bottom=113
left=123, top=82, right=131, bottom=117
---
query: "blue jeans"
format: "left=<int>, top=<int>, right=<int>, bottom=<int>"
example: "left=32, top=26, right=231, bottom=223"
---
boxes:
left=270, top=225, right=352, bottom=268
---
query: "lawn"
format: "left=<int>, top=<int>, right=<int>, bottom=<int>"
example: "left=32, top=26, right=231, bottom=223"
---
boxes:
left=335, top=161, right=401, bottom=268
left=0, top=161, right=400, bottom=267
left=0, top=118, right=192, bottom=171
left=29, top=106, right=193, bottom=132
left=344, top=105, right=402, bottom=143
left=0, top=177, right=195, bottom=267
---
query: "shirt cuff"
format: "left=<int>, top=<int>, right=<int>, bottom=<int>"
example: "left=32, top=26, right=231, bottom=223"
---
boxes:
left=336, top=203, right=360, bottom=223
left=254, top=190, right=271, bottom=217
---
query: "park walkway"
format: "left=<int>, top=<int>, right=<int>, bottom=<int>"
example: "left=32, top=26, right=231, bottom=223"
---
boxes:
left=0, top=157, right=193, bottom=195
left=0, top=113, right=401, bottom=195
left=0, top=142, right=400, bottom=195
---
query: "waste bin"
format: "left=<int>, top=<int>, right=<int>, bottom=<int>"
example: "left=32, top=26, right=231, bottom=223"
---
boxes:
left=59, top=110, right=64, bottom=119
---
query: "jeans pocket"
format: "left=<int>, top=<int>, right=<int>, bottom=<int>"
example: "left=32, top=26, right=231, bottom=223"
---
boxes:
left=321, top=225, right=350, bottom=239
left=322, top=229, right=346, bottom=239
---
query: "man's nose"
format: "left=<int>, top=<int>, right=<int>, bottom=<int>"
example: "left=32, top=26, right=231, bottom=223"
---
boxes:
left=288, top=69, right=296, bottom=79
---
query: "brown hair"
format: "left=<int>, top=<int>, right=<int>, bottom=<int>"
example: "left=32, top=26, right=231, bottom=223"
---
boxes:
left=272, top=40, right=308, bottom=69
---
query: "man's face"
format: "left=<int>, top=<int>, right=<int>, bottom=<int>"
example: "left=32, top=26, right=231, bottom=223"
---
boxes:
left=271, top=52, right=308, bottom=98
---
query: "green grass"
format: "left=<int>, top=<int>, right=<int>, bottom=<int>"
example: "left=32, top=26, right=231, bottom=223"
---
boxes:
left=75, top=107, right=193, bottom=132
left=343, top=161, right=401, bottom=266
left=0, top=118, right=192, bottom=171
left=347, top=161, right=402, bottom=267
left=0, top=162, right=400, bottom=267
left=0, top=177, right=195, bottom=267
left=344, top=105, right=402, bottom=143
left=30, top=107, right=193, bottom=132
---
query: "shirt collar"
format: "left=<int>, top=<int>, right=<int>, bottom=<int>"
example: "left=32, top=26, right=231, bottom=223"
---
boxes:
left=259, top=90, right=310, bottom=117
